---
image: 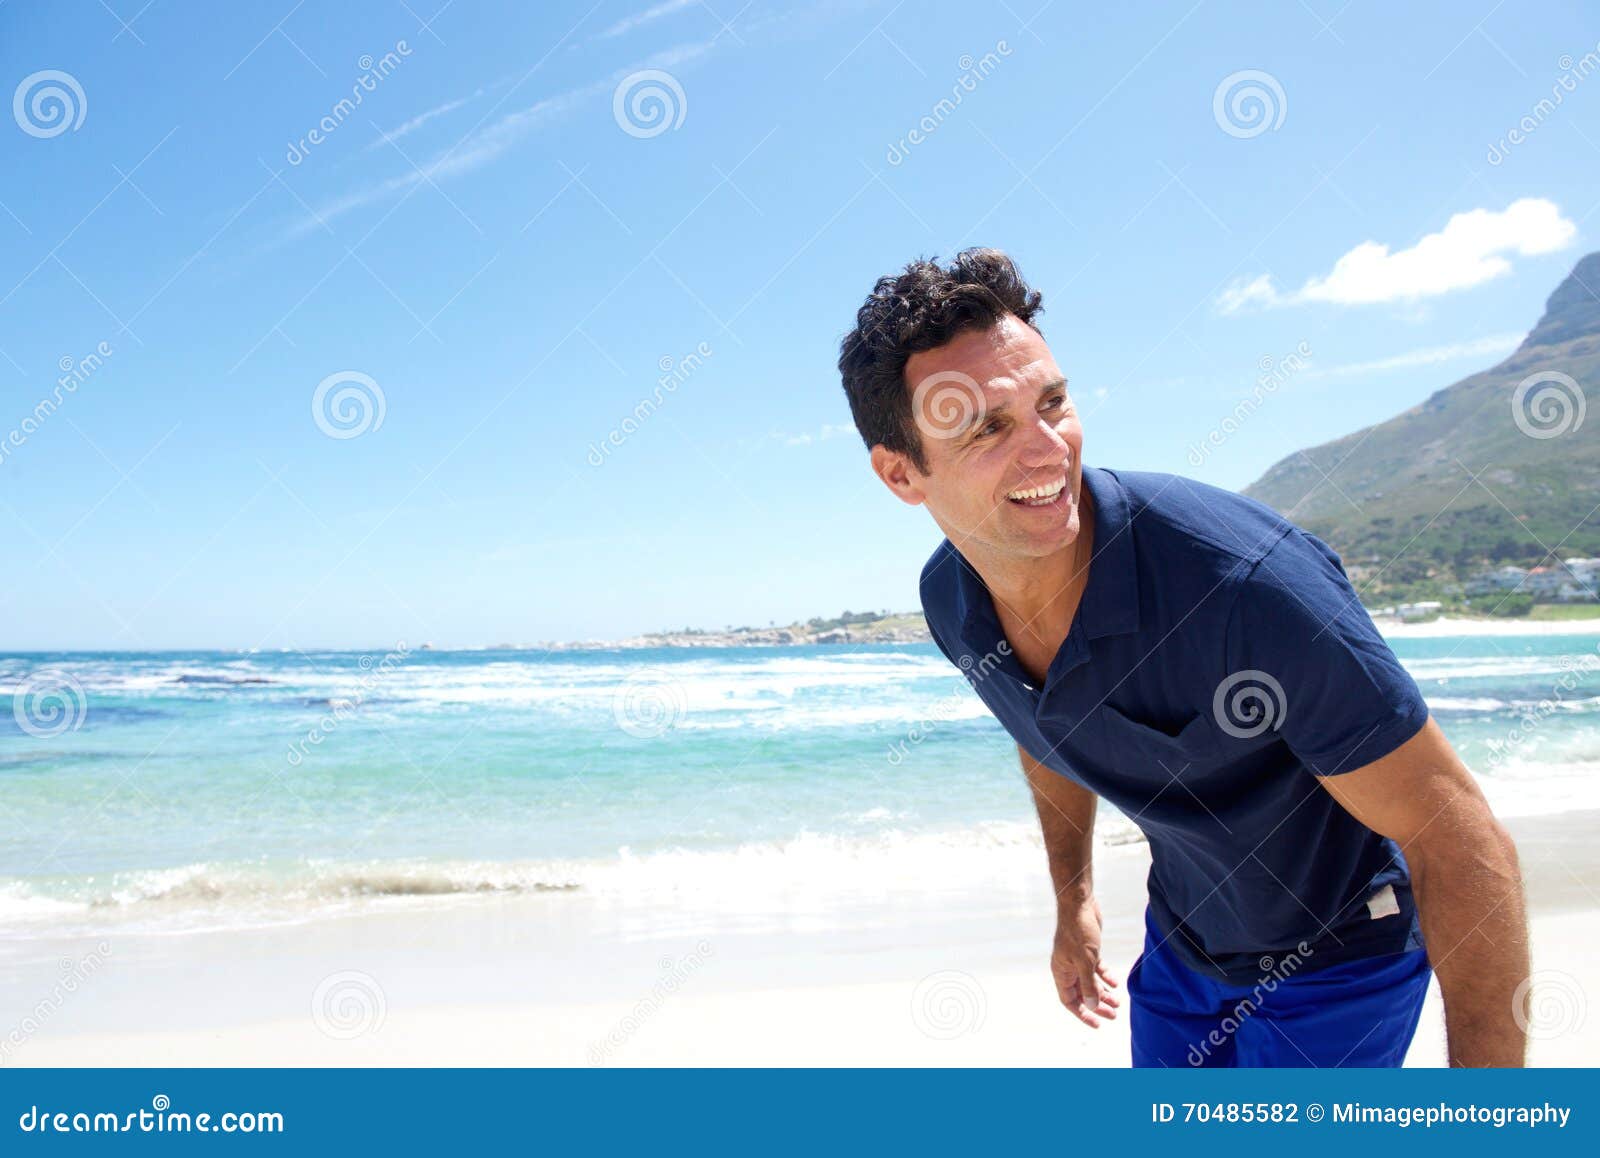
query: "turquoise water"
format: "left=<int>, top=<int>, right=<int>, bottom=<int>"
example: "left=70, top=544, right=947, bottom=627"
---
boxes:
left=2, top=635, right=1597, bottom=932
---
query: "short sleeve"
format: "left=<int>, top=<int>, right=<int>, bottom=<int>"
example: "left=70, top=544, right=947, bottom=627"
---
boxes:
left=1223, top=529, right=1430, bottom=775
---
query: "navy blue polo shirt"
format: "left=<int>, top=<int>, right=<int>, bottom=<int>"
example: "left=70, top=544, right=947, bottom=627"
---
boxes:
left=920, top=465, right=1431, bottom=984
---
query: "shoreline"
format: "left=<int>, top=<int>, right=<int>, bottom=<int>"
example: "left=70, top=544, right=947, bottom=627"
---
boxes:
left=1376, top=615, right=1600, bottom=638
left=5, top=811, right=1594, bottom=1067
left=8, top=613, right=1600, bottom=655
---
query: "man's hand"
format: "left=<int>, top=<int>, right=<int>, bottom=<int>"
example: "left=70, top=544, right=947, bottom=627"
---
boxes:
left=1018, top=743, right=1120, bottom=1027
left=1052, top=894, right=1120, bottom=1027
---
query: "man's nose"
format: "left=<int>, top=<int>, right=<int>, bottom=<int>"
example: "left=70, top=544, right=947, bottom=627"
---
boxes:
left=1018, top=416, right=1071, bottom=466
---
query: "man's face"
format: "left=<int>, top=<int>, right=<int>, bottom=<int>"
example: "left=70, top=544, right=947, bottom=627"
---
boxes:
left=874, top=314, right=1085, bottom=561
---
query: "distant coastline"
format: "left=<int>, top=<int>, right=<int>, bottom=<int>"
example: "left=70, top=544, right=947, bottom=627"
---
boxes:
left=536, top=611, right=933, bottom=651
left=515, top=605, right=1600, bottom=651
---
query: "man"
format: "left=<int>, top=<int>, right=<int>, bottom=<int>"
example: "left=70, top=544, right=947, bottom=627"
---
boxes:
left=837, top=248, right=1530, bottom=1067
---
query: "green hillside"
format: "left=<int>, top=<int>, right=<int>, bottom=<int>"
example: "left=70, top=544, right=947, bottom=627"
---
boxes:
left=1243, top=253, right=1600, bottom=602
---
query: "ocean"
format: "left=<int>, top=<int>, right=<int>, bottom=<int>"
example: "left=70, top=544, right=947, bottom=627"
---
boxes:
left=2, top=635, right=1598, bottom=937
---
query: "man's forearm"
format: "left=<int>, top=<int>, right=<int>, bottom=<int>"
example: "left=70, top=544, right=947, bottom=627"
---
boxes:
left=1411, top=815, right=1531, bottom=1067
left=1019, top=744, right=1098, bottom=907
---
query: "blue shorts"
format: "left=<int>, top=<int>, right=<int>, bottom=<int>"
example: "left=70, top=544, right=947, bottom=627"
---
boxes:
left=1128, top=907, right=1432, bottom=1067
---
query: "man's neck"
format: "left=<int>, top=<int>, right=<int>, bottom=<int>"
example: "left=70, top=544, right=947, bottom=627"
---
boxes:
left=974, top=484, right=1097, bottom=642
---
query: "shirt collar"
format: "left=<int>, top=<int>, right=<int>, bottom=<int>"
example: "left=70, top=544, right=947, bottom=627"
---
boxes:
left=952, top=465, right=1141, bottom=661
left=1075, top=464, right=1141, bottom=640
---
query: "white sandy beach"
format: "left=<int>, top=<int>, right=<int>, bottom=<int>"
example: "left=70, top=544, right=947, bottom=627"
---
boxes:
left=4, top=811, right=1594, bottom=1068
left=1377, top=615, right=1600, bottom=638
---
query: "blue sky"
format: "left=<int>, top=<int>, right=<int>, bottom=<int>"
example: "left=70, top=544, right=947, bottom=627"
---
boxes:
left=2, top=0, right=1597, bottom=649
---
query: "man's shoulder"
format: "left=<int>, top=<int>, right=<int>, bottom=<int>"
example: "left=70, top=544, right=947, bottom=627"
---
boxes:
left=1109, top=467, right=1298, bottom=569
left=1125, top=468, right=1369, bottom=644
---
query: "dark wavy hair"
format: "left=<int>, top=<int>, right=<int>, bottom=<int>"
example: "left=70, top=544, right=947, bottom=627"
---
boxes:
left=837, top=247, right=1045, bottom=473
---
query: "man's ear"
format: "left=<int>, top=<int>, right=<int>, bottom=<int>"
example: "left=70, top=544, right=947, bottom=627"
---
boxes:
left=870, top=444, right=927, bottom=507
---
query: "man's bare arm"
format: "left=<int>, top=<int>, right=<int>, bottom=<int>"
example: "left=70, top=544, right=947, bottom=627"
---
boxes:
left=1020, top=744, right=1119, bottom=1027
left=1315, top=717, right=1530, bottom=1067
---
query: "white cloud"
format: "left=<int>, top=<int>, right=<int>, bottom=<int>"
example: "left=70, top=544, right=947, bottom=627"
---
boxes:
left=365, top=91, right=483, bottom=152
left=283, top=39, right=717, bottom=238
left=1215, top=273, right=1277, bottom=314
left=600, top=0, right=698, bottom=39
left=1301, top=333, right=1523, bottom=380
left=781, top=422, right=856, bottom=446
left=1217, top=198, right=1576, bottom=313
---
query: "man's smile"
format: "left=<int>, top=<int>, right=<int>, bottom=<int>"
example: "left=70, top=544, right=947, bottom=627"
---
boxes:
left=1005, top=474, right=1068, bottom=508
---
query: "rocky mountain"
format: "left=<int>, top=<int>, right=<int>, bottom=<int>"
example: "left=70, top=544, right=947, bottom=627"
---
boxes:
left=1243, top=253, right=1600, bottom=599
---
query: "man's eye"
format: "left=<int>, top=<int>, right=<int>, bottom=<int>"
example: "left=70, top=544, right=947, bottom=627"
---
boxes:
left=1043, top=394, right=1066, bottom=410
left=976, top=420, right=1003, bottom=437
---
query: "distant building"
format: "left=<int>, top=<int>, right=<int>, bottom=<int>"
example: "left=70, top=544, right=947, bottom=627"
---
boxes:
left=1464, top=560, right=1600, bottom=603
left=1464, top=565, right=1528, bottom=596
left=1396, top=601, right=1443, bottom=622
left=1565, top=558, right=1600, bottom=600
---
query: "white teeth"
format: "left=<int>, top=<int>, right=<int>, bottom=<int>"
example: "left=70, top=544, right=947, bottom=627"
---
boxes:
left=1006, top=478, right=1066, bottom=502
